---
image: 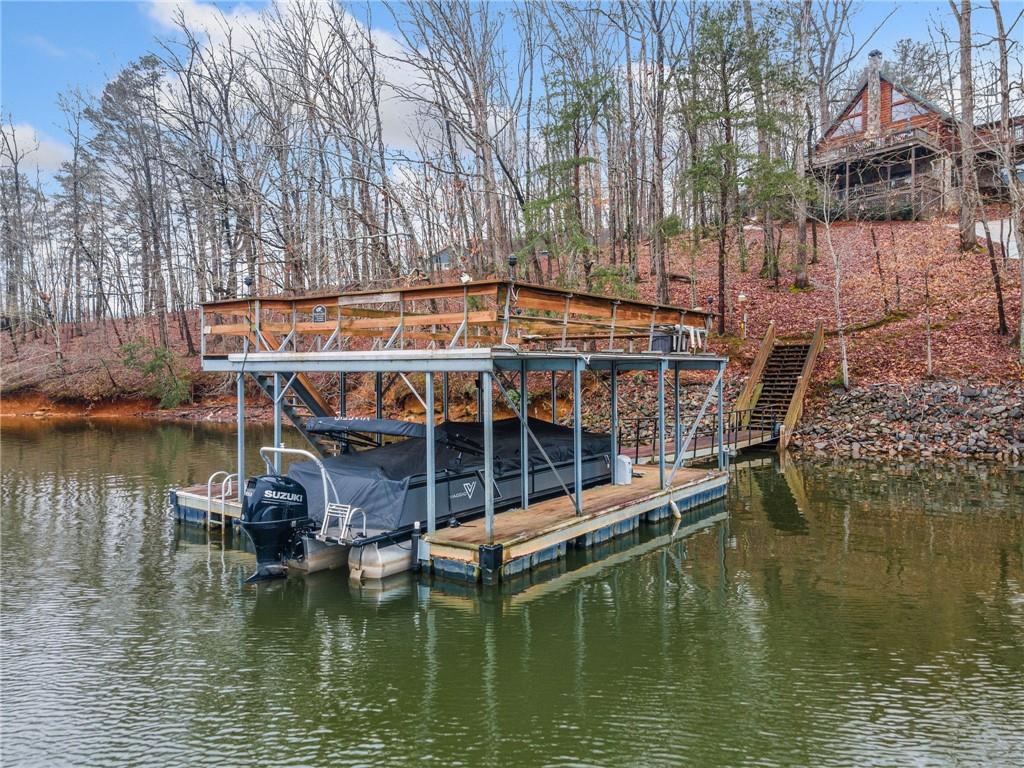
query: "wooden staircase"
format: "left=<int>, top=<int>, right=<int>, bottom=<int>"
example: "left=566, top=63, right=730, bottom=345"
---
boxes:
left=735, top=321, right=825, bottom=451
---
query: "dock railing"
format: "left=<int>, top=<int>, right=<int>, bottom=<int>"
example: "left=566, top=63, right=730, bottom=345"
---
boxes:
left=616, top=407, right=773, bottom=466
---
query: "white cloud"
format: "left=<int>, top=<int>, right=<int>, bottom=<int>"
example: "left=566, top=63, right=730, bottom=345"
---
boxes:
left=0, top=123, right=73, bottom=173
left=24, top=34, right=67, bottom=58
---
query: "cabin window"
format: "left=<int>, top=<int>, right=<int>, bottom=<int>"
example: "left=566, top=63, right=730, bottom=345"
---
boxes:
left=832, top=112, right=863, bottom=137
left=890, top=91, right=931, bottom=123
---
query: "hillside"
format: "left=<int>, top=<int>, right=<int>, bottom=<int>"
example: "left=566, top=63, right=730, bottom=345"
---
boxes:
left=1, top=216, right=1020, bottom=423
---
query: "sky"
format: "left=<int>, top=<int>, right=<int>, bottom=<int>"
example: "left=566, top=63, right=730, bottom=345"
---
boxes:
left=0, top=0, right=1001, bottom=176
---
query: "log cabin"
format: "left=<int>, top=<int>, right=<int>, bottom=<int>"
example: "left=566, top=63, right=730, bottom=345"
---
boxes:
left=812, top=51, right=1024, bottom=220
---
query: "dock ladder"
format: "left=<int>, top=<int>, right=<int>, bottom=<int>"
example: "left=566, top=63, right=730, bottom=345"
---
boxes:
left=205, top=471, right=238, bottom=530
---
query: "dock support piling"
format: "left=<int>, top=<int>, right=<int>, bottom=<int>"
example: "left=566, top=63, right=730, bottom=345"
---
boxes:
left=272, top=374, right=282, bottom=471
left=236, top=372, right=245, bottom=500
left=550, top=371, right=557, bottom=423
left=339, top=372, right=346, bottom=417
left=610, top=363, right=618, bottom=464
left=483, top=371, right=495, bottom=544
left=520, top=361, right=529, bottom=508
left=374, top=372, right=383, bottom=445
left=658, top=360, right=667, bottom=489
left=425, top=372, right=436, bottom=535
left=717, top=362, right=727, bottom=470
left=572, top=359, right=582, bottom=515
left=673, top=365, right=681, bottom=463
left=442, top=372, right=449, bottom=422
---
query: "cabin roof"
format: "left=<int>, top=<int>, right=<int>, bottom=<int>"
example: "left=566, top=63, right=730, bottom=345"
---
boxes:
left=820, top=72, right=952, bottom=142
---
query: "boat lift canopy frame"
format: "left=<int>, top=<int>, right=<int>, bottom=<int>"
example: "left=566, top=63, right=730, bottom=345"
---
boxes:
left=211, top=346, right=727, bottom=558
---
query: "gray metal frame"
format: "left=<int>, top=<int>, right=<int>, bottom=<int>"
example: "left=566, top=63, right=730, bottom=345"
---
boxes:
left=209, top=347, right=728, bottom=546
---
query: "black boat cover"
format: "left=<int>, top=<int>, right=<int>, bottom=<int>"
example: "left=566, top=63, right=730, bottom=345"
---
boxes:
left=287, top=417, right=610, bottom=531
left=306, top=417, right=426, bottom=438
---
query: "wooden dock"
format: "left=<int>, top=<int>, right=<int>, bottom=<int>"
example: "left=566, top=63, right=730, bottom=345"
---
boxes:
left=425, top=465, right=728, bottom=582
left=170, top=485, right=243, bottom=527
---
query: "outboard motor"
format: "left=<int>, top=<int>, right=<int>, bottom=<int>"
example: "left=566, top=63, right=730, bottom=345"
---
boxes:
left=240, top=475, right=312, bottom=583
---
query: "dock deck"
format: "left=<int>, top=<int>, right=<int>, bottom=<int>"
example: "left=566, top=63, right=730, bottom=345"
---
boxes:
left=171, top=485, right=243, bottom=527
left=425, top=465, right=728, bottom=582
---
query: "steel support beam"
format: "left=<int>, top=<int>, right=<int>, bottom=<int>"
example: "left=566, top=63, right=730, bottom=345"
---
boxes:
left=550, top=370, right=557, bottom=424
left=375, top=372, right=383, bottom=445
left=236, top=372, right=245, bottom=501
left=339, top=372, right=346, bottom=417
left=442, top=372, right=449, bottom=421
left=425, top=372, right=436, bottom=534
left=482, top=372, right=495, bottom=544
left=273, top=373, right=282, bottom=471
left=658, top=360, right=667, bottom=489
left=520, top=361, right=529, bottom=508
left=572, top=360, right=582, bottom=515
left=610, top=363, right=618, bottom=464
left=717, top=362, right=727, bottom=470
left=674, top=366, right=681, bottom=464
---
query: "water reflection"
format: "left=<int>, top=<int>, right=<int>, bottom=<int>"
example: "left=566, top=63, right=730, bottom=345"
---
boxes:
left=1, top=419, right=1022, bottom=767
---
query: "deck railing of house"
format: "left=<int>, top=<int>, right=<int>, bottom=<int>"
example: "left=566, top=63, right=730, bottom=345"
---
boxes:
left=814, top=127, right=943, bottom=166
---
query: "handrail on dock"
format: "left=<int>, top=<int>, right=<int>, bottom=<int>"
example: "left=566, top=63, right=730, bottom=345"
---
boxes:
left=205, top=471, right=237, bottom=530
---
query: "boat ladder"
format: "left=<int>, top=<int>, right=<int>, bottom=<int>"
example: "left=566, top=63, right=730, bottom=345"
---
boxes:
left=205, top=471, right=237, bottom=530
left=318, top=503, right=367, bottom=545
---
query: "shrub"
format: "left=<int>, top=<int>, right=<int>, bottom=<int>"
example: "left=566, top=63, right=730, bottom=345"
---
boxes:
left=121, top=340, right=192, bottom=408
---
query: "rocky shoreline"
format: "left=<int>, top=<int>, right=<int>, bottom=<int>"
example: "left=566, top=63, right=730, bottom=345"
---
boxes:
left=791, top=381, right=1024, bottom=464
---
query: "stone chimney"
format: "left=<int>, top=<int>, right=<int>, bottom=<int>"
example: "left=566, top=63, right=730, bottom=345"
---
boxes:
left=865, top=50, right=883, bottom=138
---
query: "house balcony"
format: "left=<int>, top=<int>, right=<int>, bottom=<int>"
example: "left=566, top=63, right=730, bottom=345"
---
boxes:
left=812, top=127, right=944, bottom=168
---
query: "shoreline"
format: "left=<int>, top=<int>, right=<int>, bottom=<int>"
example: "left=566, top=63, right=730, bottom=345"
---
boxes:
left=5, top=378, right=1022, bottom=466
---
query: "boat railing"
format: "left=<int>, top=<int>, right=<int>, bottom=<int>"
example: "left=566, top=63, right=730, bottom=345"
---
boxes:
left=319, top=503, right=367, bottom=543
left=259, top=446, right=340, bottom=529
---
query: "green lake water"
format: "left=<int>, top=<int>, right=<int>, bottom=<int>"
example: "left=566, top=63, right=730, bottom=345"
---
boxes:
left=2, top=418, right=1022, bottom=767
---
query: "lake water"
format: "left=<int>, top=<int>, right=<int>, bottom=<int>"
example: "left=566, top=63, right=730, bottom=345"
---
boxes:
left=2, top=418, right=1022, bottom=767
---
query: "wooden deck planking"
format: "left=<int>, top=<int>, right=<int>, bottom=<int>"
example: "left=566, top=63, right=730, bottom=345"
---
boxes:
left=174, top=484, right=244, bottom=518
left=426, top=466, right=716, bottom=554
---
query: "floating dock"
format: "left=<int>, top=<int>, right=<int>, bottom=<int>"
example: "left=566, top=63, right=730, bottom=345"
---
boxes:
left=425, top=465, right=727, bottom=582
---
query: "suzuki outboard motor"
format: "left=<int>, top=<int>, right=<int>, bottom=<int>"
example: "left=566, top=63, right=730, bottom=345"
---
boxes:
left=240, top=475, right=312, bottom=582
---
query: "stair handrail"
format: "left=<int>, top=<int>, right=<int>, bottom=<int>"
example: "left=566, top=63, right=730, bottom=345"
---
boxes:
left=735, top=321, right=775, bottom=418
left=779, top=320, right=825, bottom=452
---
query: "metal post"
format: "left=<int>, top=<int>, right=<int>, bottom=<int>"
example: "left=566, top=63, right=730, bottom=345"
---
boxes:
left=520, top=361, right=529, bottom=508
left=673, top=365, right=681, bottom=463
left=272, top=373, right=282, bottom=472
left=375, top=372, right=383, bottom=445
left=442, top=372, right=449, bottom=422
left=550, top=370, right=557, bottom=423
left=610, top=363, right=618, bottom=464
left=717, top=362, right=727, bottom=470
left=425, top=372, right=436, bottom=535
left=572, top=359, right=582, bottom=515
left=658, top=360, right=666, bottom=489
left=477, top=374, right=484, bottom=419
left=236, top=372, right=245, bottom=501
left=339, top=372, right=347, bottom=417
left=482, top=371, right=495, bottom=544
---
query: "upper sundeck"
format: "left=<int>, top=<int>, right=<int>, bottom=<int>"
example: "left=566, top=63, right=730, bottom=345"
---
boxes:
left=200, top=279, right=714, bottom=366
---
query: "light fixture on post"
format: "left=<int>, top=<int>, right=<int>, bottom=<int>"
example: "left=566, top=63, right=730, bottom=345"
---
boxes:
left=737, top=292, right=747, bottom=339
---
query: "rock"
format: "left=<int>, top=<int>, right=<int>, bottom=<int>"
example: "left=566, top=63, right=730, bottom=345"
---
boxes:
left=988, top=405, right=1007, bottom=416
